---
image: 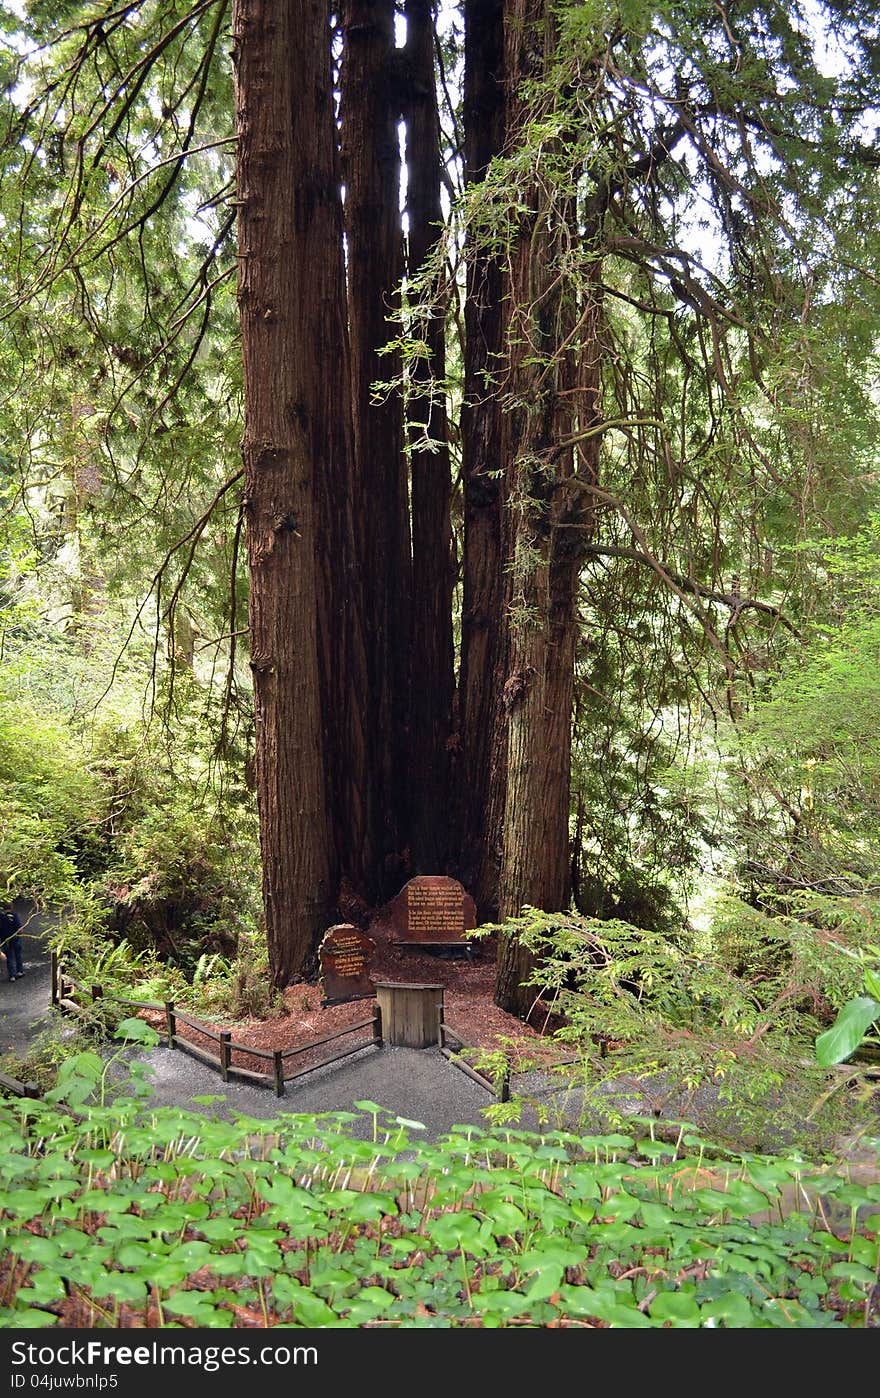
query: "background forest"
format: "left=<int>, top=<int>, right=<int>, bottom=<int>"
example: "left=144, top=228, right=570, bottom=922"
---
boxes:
left=1, top=0, right=880, bottom=1139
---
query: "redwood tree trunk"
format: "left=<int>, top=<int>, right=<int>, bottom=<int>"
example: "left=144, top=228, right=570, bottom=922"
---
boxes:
left=340, top=0, right=412, bottom=894
left=313, top=45, right=375, bottom=902
left=231, top=0, right=335, bottom=983
left=404, top=0, right=455, bottom=873
left=493, top=0, right=601, bottom=1016
left=458, top=0, right=507, bottom=915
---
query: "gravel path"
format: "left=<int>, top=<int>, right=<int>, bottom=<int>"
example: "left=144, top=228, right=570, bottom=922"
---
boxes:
left=0, top=900, right=54, bottom=1058
left=115, top=1040, right=498, bottom=1141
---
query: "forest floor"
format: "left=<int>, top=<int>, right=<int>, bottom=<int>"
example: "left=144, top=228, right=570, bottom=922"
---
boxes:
left=139, top=910, right=568, bottom=1083
left=230, top=914, right=554, bottom=1056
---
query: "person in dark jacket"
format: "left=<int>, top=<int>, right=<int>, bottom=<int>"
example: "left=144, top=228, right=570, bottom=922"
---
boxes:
left=0, top=904, right=24, bottom=981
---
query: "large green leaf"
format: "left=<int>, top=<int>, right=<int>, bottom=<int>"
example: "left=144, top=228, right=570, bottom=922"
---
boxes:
left=815, top=997, right=880, bottom=1066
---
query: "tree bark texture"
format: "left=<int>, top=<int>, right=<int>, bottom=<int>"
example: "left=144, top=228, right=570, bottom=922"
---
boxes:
left=494, top=0, right=602, bottom=1016
left=341, top=0, right=412, bottom=894
left=403, top=0, right=455, bottom=873
left=232, top=0, right=334, bottom=984
left=458, top=0, right=507, bottom=915
left=310, top=34, right=375, bottom=901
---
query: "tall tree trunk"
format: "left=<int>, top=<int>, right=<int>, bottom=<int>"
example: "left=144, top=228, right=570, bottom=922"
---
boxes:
left=340, top=0, right=412, bottom=896
left=232, top=0, right=335, bottom=984
left=403, top=0, right=455, bottom=873
left=313, top=40, right=375, bottom=904
left=458, top=0, right=507, bottom=915
left=493, top=0, right=601, bottom=1016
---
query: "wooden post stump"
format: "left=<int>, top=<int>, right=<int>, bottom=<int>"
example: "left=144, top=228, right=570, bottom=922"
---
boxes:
left=374, top=982, right=444, bottom=1048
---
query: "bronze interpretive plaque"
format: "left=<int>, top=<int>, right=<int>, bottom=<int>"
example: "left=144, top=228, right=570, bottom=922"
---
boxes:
left=388, top=876, right=476, bottom=944
left=318, top=925, right=376, bottom=1005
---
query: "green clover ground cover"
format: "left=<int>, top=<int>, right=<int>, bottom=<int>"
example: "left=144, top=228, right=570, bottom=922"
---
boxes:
left=1, top=1089, right=879, bottom=1329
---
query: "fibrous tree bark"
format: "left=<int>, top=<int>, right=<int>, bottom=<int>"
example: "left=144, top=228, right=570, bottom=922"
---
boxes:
left=458, top=0, right=507, bottom=916
left=340, top=0, right=412, bottom=894
left=232, top=0, right=336, bottom=984
left=403, top=0, right=455, bottom=873
left=493, top=0, right=601, bottom=1015
left=312, top=34, right=374, bottom=904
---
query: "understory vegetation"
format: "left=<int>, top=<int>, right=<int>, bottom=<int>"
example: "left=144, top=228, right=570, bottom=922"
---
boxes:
left=468, top=903, right=880, bottom=1153
left=0, top=1030, right=878, bottom=1330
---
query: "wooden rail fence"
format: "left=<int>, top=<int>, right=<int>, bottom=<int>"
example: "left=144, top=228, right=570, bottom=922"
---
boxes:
left=0, top=1068, right=40, bottom=1099
left=50, top=954, right=382, bottom=1097
left=0, top=956, right=512, bottom=1105
left=438, top=1019, right=510, bottom=1101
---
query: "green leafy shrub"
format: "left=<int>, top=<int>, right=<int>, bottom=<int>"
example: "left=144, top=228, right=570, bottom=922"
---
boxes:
left=1, top=635, right=263, bottom=1006
left=0, top=698, right=98, bottom=905
left=474, top=906, right=879, bottom=1152
left=78, top=719, right=261, bottom=974
left=183, top=926, right=282, bottom=1020
left=0, top=614, right=263, bottom=997
left=731, top=612, right=880, bottom=900
left=0, top=1075, right=877, bottom=1329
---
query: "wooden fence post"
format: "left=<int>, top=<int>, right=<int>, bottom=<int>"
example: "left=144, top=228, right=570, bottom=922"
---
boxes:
left=165, top=1001, right=176, bottom=1050
left=50, top=952, right=58, bottom=1007
left=273, top=1051, right=284, bottom=1097
left=220, top=1031, right=231, bottom=1083
left=373, top=1002, right=383, bottom=1048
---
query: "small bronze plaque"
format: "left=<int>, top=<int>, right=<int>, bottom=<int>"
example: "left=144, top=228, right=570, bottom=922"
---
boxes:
left=319, top=924, right=376, bottom=1005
